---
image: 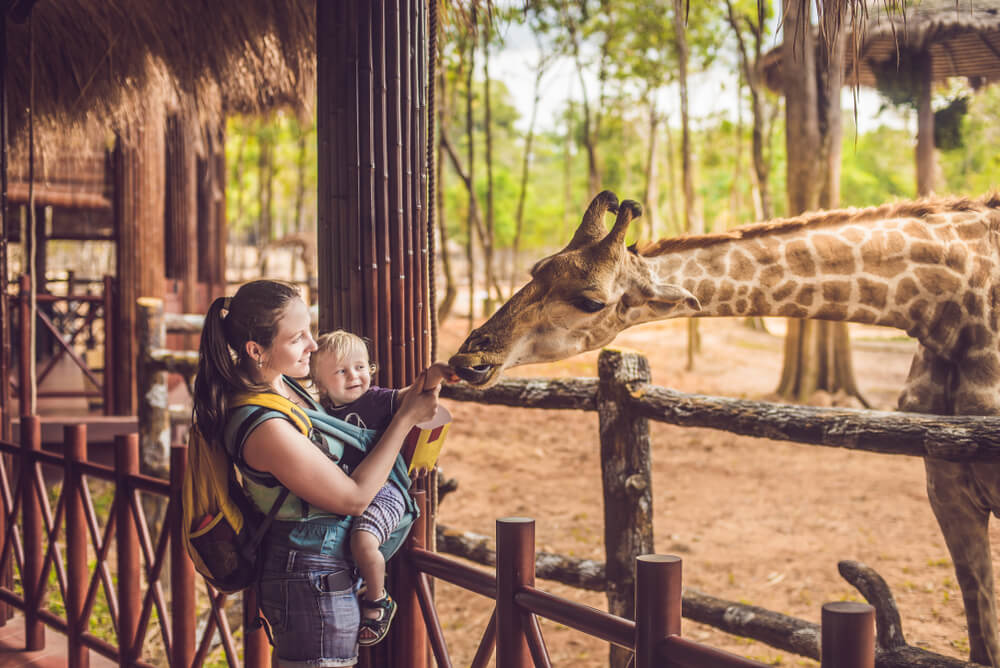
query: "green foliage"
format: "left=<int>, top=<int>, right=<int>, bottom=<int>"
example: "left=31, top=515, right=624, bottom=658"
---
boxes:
left=221, top=4, right=1000, bottom=266
left=934, top=97, right=968, bottom=151
left=939, top=85, right=1000, bottom=195
left=840, top=122, right=916, bottom=206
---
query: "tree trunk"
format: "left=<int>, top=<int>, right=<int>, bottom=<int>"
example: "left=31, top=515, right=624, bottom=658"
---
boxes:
left=511, top=43, right=547, bottom=294
left=291, top=128, right=308, bottom=282
left=465, top=23, right=478, bottom=331
left=436, top=70, right=457, bottom=323
left=777, top=0, right=864, bottom=406
left=256, top=125, right=275, bottom=274
left=482, top=22, right=497, bottom=316
left=673, top=0, right=701, bottom=371
left=641, top=100, right=660, bottom=242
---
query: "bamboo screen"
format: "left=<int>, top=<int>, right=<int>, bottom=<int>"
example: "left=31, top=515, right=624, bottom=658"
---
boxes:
left=318, top=0, right=430, bottom=389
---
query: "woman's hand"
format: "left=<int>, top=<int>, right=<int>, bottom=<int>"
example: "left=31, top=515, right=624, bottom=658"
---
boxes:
left=396, top=370, right=440, bottom=425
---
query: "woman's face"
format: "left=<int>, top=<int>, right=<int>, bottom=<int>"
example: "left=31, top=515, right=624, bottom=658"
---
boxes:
left=259, top=298, right=317, bottom=378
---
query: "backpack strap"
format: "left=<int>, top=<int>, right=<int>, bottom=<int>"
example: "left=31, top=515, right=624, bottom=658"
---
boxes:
left=245, top=484, right=292, bottom=558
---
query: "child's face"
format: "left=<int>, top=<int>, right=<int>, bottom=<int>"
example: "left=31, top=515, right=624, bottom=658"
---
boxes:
left=314, top=349, right=373, bottom=405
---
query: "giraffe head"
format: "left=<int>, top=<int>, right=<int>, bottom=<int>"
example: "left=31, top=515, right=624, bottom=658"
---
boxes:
left=450, top=191, right=701, bottom=386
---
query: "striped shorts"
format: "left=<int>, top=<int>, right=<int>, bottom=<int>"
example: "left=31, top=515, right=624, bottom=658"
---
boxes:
left=352, top=482, right=406, bottom=545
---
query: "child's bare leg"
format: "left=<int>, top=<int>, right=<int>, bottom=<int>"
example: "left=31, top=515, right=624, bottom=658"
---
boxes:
left=351, top=529, right=386, bottom=615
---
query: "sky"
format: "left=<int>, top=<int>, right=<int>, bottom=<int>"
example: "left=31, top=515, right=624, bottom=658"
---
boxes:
left=487, top=15, right=910, bottom=138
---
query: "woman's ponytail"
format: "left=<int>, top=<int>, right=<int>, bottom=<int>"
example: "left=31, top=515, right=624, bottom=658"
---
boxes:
left=193, top=296, right=241, bottom=443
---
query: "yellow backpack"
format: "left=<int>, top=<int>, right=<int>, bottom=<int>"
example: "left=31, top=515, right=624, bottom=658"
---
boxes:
left=181, top=393, right=310, bottom=593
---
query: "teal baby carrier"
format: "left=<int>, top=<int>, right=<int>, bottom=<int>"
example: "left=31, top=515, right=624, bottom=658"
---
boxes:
left=224, top=384, right=417, bottom=562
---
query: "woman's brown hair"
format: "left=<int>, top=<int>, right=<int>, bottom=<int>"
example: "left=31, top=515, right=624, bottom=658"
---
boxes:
left=192, top=280, right=302, bottom=443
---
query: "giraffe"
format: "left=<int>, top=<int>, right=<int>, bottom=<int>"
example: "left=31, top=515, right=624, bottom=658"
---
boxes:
left=449, top=189, right=1000, bottom=666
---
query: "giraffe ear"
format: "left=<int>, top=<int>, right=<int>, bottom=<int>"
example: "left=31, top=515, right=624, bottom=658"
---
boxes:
left=623, top=279, right=700, bottom=313
left=644, top=282, right=701, bottom=314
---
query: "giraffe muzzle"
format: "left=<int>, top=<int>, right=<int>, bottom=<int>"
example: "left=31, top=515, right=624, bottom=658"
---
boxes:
left=452, top=363, right=495, bottom=385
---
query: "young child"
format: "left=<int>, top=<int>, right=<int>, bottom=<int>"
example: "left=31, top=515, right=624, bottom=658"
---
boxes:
left=309, top=330, right=455, bottom=646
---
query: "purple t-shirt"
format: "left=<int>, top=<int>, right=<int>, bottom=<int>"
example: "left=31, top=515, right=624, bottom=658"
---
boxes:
left=322, top=385, right=399, bottom=433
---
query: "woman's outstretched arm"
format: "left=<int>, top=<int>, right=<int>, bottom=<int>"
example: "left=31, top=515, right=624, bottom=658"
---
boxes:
left=244, top=371, right=439, bottom=516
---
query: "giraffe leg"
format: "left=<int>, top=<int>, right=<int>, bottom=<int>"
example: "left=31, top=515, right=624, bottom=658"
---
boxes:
left=925, top=458, right=1000, bottom=667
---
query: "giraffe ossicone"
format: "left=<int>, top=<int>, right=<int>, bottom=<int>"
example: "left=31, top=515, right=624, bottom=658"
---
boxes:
left=450, top=189, right=1000, bottom=666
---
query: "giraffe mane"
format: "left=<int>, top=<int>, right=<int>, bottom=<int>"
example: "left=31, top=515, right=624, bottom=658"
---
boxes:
left=636, top=193, right=1000, bottom=257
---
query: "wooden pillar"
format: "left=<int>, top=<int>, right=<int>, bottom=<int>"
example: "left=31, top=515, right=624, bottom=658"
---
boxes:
left=0, top=6, right=9, bottom=442
left=317, top=0, right=428, bottom=386
left=634, top=555, right=681, bottom=668
left=165, top=113, right=199, bottom=315
left=597, top=349, right=654, bottom=668
left=198, top=122, right=228, bottom=303
left=821, top=602, right=875, bottom=667
left=496, top=517, right=533, bottom=668
left=318, top=2, right=431, bottom=662
left=114, top=105, right=166, bottom=415
left=915, top=50, right=935, bottom=197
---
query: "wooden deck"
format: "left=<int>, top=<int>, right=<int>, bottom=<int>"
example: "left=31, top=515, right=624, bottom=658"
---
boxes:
left=0, top=614, right=116, bottom=667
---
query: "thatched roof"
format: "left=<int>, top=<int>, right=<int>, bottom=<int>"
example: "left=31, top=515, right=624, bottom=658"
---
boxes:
left=762, top=1, right=1000, bottom=92
left=5, top=1, right=315, bottom=150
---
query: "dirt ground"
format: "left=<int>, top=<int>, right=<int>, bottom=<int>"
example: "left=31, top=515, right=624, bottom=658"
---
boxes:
left=429, top=314, right=995, bottom=666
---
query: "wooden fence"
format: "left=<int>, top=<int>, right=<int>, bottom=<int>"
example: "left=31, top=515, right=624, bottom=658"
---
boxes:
left=129, top=298, right=990, bottom=666
left=11, top=273, right=117, bottom=414
left=0, top=419, right=876, bottom=667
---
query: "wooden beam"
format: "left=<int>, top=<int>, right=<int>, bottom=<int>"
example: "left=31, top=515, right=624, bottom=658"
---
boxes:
left=114, top=105, right=166, bottom=415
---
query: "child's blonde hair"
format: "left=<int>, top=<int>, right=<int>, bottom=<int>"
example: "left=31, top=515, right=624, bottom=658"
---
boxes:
left=309, top=330, right=376, bottom=385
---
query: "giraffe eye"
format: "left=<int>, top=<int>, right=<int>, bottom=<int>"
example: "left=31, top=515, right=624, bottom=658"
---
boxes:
left=572, top=297, right=606, bottom=313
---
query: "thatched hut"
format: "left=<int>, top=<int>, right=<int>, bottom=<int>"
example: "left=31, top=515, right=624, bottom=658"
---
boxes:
left=763, top=0, right=1000, bottom=195
left=1, top=1, right=434, bottom=664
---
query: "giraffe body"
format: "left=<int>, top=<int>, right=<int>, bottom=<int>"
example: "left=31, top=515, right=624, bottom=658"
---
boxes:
left=450, top=190, right=1000, bottom=665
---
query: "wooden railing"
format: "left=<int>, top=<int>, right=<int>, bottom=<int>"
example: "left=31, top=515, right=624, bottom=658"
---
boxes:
left=10, top=273, right=117, bottom=414
left=0, top=417, right=270, bottom=666
left=0, top=417, right=879, bottom=668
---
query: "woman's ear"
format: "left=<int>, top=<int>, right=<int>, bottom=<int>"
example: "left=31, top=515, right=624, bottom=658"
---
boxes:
left=245, top=341, right=263, bottom=365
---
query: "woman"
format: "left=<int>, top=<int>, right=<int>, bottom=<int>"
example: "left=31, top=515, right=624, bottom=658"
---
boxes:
left=192, top=279, right=439, bottom=667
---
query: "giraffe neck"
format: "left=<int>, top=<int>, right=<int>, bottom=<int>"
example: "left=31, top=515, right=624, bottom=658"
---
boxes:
left=645, top=207, right=994, bottom=352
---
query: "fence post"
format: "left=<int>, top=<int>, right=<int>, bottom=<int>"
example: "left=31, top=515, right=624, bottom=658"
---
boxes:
left=597, top=348, right=654, bottom=668
left=18, top=274, right=30, bottom=414
left=821, top=601, right=874, bottom=668
left=393, top=489, right=429, bottom=668
left=244, top=586, right=270, bottom=667
left=102, top=275, right=116, bottom=416
left=634, top=555, right=682, bottom=668
left=115, top=434, right=140, bottom=667
left=65, top=424, right=89, bottom=668
left=496, top=517, right=533, bottom=668
left=136, top=297, right=169, bottom=479
left=169, top=445, right=195, bottom=668
left=20, top=414, right=43, bottom=650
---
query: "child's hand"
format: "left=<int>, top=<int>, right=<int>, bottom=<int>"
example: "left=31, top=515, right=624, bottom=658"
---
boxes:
left=422, top=362, right=459, bottom=391
left=399, top=371, right=440, bottom=424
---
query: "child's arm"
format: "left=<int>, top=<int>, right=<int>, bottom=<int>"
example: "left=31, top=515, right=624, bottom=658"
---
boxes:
left=397, top=362, right=458, bottom=402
